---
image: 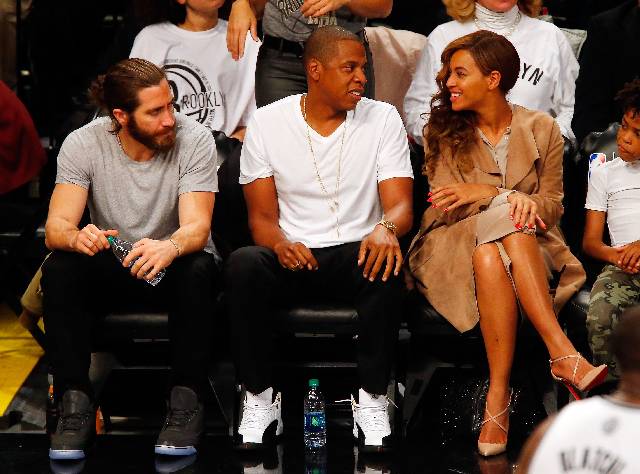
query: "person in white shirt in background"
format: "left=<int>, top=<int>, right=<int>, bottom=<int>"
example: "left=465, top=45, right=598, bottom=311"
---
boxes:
left=582, top=79, right=640, bottom=380
left=130, top=0, right=259, bottom=142
left=225, top=26, right=413, bottom=454
left=518, top=305, right=640, bottom=473
left=403, top=0, right=578, bottom=146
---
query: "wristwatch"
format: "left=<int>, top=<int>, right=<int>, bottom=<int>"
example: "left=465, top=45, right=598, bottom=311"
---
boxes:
left=377, top=219, right=398, bottom=235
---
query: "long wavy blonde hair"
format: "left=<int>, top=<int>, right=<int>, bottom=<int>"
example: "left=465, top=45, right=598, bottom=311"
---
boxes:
left=443, top=0, right=542, bottom=22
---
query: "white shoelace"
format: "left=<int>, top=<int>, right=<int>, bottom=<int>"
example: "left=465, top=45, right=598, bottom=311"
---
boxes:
left=356, top=402, right=390, bottom=433
left=239, top=402, right=275, bottom=431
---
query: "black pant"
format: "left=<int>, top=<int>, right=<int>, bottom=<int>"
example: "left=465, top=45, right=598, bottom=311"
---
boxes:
left=42, top=249, right=219, bottom=398
left=255, top=34, right=376, bottom=108
left=224, top=243, right=402, bottom=395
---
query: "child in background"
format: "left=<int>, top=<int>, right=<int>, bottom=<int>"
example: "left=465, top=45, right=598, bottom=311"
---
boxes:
left=583, top=79, right=640, bottom=379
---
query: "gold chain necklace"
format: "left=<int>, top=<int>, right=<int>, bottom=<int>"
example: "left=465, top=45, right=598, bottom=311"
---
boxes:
left=302, top=94, right=348, bottom=238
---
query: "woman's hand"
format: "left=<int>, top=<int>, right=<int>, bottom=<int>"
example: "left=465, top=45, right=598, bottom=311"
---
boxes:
left=428, top=183, right=498, bottom=213
left=227, top=0, right=259, bottom=60
left=300, top=0, right=350, bottom=17
left=507, top=192, right=547, bottom=231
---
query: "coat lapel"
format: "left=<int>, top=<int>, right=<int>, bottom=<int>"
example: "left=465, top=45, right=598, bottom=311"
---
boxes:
left=505, top=105, right=540, bottom=190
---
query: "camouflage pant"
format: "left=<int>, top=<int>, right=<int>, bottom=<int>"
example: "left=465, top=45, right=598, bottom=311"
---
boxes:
left=587, top=265, right=640, bottom=379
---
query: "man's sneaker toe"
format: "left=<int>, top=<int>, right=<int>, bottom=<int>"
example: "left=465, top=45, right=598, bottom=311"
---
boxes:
left=48, top=448, right=86, bottom=461
left=154, top=444, right=197, bottom=456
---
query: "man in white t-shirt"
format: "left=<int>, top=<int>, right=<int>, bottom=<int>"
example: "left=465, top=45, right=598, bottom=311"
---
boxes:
left=518, top=306, right=640, bottom=473
left=225, top=26, right=413, bottom=453
left=130, top=0, right=259, bottom=141
left=582, top=79, right=640, bottom=379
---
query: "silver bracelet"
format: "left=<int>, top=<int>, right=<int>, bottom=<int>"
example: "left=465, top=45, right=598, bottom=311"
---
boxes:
left=169, top=238, right=181, bottom=257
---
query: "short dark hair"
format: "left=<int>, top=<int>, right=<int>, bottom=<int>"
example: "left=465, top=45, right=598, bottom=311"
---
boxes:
left=610, top=305, right=640, bottom=372
left=303, top=25, right=362, bottom=68
left=88, top=58, right=166, bottom=134
left=615, top=78, right=640, bottom=118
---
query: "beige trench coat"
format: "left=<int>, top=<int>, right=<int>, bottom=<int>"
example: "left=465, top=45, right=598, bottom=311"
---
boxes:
left=407, top=106, right=586, bottom=333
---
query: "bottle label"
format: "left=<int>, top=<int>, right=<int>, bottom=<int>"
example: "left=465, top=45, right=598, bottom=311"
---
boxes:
left=304, top=412, right=326, bottom=433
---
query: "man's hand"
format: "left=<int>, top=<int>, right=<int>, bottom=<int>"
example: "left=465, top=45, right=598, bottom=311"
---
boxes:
left=507, top=192, right=547, bottom=231
left=274, top=240, right=319, bottom=271
left=70, top=225, right=119, bottom=256
left=358, top=225, right=402, bottom=282
left=227, top=0, right=259, bottom=60
left=123, top=238, right=179, bottom=281
left=616, top=241, right=640, bottom=274
left=301, top=0, right=350, bottom=17
left=428, top=183, right=497, bottom=213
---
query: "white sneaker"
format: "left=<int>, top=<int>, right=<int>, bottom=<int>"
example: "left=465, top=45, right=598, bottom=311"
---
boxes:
left=351, top=388, right=392, bottom=452
left=237, top=388, right=283, bottom=448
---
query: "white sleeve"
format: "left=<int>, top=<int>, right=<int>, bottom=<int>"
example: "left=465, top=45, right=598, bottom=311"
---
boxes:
left=585, top=165, right=607, bottom=212
left=376, top=107, right=414, bottom=182
left=239, top=115, right=273, bottom=184
left=237, top=32, right=260, bottom=128
left=129, top=28, right=150, bottom=59
left=403, top=38, right=439, bottom=145
left=551, top=29, right=579, bottom=144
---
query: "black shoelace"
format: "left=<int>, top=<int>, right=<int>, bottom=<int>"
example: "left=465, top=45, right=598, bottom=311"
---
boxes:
left=61, top=412, right=91, bottom=431
left=165, top=408, right=196, bottom=428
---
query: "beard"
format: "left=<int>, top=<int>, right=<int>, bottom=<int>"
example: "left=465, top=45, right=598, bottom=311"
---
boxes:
left=127, top=117, right=176, bottom=153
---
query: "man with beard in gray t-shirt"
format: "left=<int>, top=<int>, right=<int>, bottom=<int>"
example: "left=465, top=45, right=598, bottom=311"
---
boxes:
left=225, top=0, right=392, bottom=106
left=43, top=58, right=219, bottom=461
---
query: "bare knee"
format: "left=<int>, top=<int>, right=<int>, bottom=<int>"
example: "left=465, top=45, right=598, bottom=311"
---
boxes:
left=473, top=243, right=502, bottom=273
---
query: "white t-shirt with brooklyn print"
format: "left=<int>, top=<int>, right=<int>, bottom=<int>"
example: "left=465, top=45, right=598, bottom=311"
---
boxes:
left=403, top=10, right=578, bottom=144
left=130, top=20, right=259, bottom=137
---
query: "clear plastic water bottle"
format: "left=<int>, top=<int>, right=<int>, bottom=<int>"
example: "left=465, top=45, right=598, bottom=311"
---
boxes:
left=304, top=448, right=327, bottom=474
left=107, top=235, right=165, bottom=286
left=303, top=378, right=326, bottom=450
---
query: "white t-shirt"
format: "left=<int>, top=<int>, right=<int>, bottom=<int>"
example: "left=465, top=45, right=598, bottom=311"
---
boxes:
left=585, top=157, right=640, bottom=247
left=240, top=95, right=413, bottom=249
left=403, top=14, right=578, bottom=144
left=529, top=397, right=640, bottom=473
left=130, top=20, right=259, bottom=137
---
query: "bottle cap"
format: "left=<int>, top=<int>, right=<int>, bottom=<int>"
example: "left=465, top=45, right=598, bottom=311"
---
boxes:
left=107, top=236, right=115, bottom=244
left=308, top=378, right=319, bottom=388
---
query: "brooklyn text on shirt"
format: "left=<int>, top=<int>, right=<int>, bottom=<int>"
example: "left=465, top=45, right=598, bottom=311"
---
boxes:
left=276, top=0, right=337, bottom=26
left=558, top=446, right=627, bottom=473
left=521, top=62, right=544, bottom=86
left=162, top=58, right=226, bottom=129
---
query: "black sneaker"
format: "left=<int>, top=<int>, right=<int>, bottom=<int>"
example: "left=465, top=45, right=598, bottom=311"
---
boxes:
left=49, top=390, right=95, bottom=460
left=155, top=386, right=204, bottom=456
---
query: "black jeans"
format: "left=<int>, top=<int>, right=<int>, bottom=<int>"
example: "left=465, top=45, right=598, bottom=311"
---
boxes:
left=224, top=243, right=402, bottom=395
left=42, top=249, right=219, bottom=398
left=255, top=34, right=376, bottom=108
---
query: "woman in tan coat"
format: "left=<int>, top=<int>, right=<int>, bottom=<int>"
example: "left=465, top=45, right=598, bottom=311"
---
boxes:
left=406, top=31, right=607, bottom=456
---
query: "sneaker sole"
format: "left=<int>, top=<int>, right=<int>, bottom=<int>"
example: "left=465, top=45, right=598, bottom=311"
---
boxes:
left=49, top=449, right=85, bottom=460
left=154, top=445, right=197, bottom=456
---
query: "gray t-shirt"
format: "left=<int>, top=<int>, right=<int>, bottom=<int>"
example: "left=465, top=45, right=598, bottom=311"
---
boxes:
left=263, top=0, right=365, bottom=42
left=55, top=113, right=218, bottom=255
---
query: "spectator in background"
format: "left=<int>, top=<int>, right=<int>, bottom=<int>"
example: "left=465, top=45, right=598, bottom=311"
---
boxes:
left=404, top=0, right=579, bottom=145
left=225, top=0, right=392, bottom=107
left=0, top=79, right=46, bottom=194
left=518, top=305, right=640, bottom=473
left=406, top=31, right=603, bottom=457
left=582, top=80, right=640, bottom=380
left=0, top=0, right=32, bottom=89
left=130, top=0, right=258, bottom=142
left=572, top=0, right=640, bottom=144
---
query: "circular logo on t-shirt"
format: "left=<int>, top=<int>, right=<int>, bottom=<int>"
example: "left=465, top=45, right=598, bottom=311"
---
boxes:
left=162, top=59, right=223, bottom=130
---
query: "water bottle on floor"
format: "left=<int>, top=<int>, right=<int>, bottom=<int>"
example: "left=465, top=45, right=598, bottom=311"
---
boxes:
left=304, top=378, right=326, bottom=450
left=107, top=236, right=165, bottom=286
